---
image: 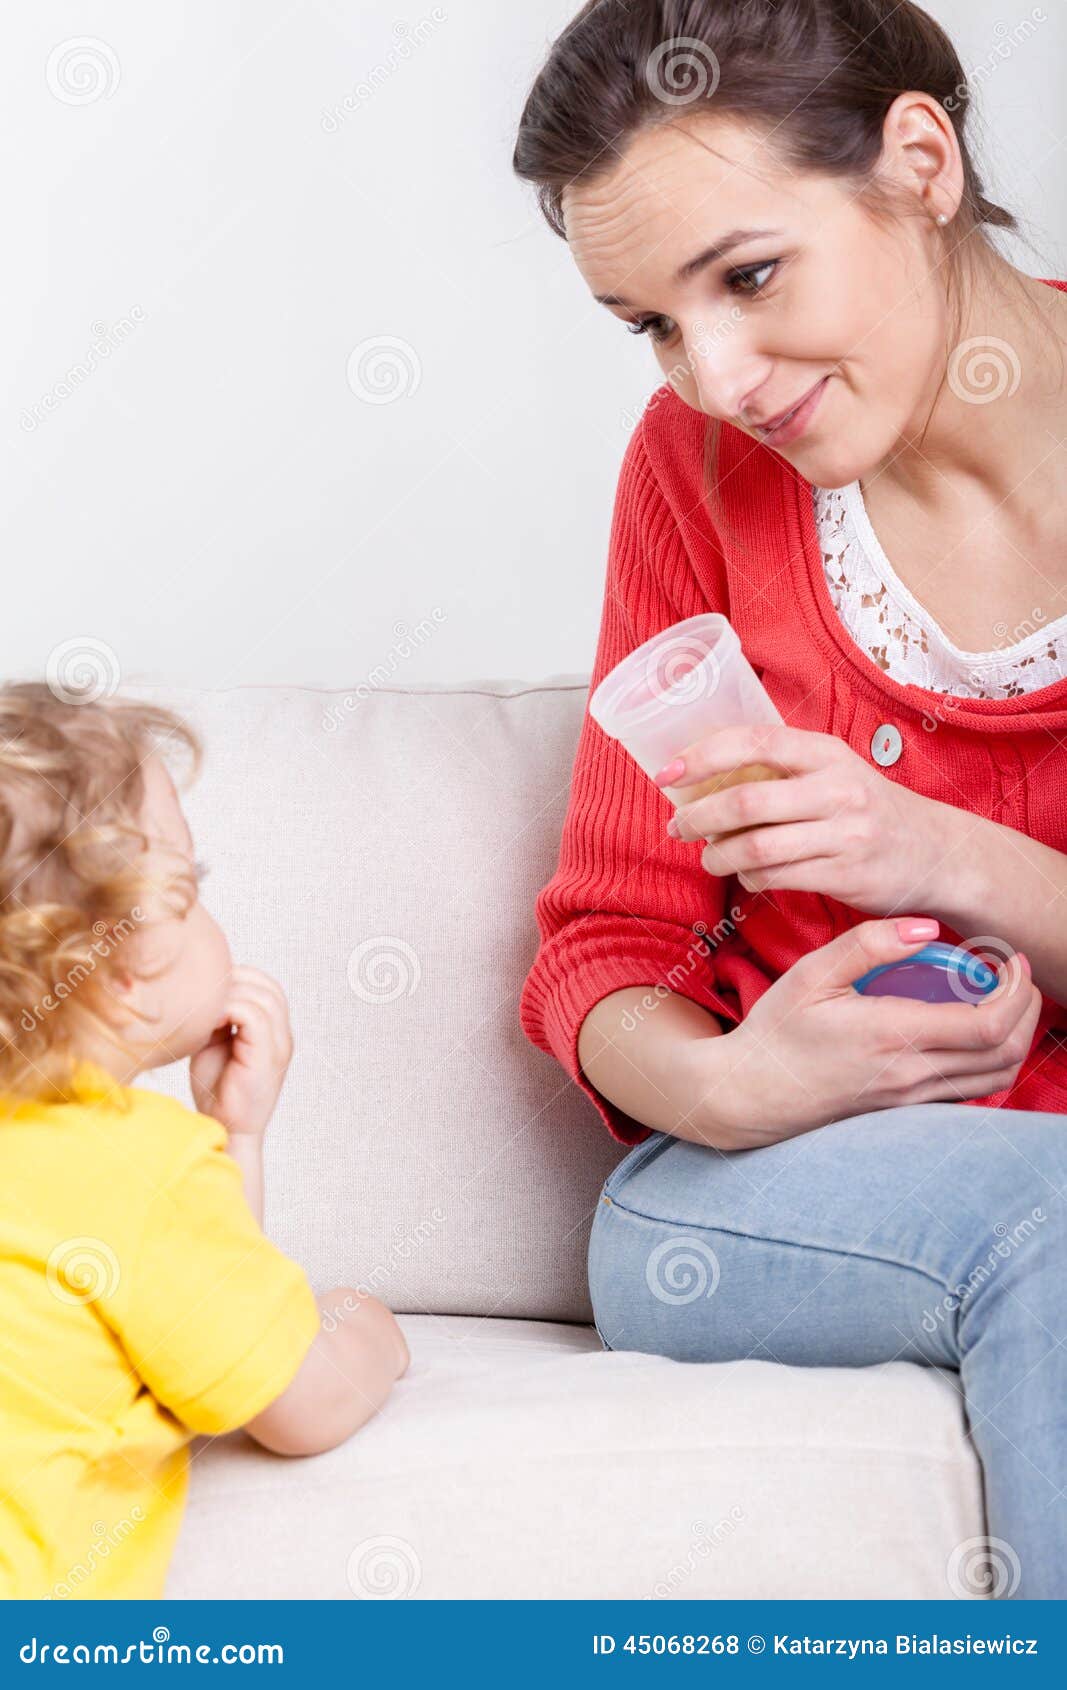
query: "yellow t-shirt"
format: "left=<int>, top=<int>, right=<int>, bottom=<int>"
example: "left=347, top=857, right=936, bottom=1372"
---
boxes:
left=0, top=1061, right=320, bottom=1599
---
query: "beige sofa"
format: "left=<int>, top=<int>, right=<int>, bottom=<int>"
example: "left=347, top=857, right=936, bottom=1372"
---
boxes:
left=127, top=678, right=984, bottom=1599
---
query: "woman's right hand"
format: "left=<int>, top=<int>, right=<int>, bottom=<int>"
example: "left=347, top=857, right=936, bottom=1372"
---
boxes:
left=719, top=918, right=1043, bottom=1146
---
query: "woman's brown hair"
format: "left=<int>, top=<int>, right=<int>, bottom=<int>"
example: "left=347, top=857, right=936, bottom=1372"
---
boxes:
left=513, top=0, right=1023, bottom=521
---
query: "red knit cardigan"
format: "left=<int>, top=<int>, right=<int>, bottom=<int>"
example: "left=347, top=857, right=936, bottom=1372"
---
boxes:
left=520, top=283, right=1067, bottom=1145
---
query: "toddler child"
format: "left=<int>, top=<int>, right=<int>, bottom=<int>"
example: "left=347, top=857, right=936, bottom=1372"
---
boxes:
left=0, top=681, right=409, bottom=1598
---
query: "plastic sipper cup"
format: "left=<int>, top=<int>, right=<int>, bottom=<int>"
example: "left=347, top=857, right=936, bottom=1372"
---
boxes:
left=589, top=614, right=786, bottom=816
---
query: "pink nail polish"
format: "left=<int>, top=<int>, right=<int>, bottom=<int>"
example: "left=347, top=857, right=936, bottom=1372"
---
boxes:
left=655, top=758, right=686, bottom=787
left=895, top=918, right=939, bottom=943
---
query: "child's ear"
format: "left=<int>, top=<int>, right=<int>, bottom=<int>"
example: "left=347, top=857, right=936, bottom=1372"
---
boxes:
left=92, top=965, right=139, bottom=1029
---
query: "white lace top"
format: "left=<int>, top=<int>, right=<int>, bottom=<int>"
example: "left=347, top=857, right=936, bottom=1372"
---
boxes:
left=814, top=481, right=1067, bottom=698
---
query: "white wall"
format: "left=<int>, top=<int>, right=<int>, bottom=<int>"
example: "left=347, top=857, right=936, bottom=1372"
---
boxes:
left=4, top=1, right=1064, bottom=691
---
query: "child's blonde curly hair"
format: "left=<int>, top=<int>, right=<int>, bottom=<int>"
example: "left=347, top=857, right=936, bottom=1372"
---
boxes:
left=0, top=682, right=202, bottom=1100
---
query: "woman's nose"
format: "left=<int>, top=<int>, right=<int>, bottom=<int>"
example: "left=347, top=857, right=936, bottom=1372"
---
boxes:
left=685, top=329, right=765, bottom=423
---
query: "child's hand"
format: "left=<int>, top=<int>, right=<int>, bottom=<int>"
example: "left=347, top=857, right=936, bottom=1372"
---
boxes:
left=190, top=965, right=293, bottom=1137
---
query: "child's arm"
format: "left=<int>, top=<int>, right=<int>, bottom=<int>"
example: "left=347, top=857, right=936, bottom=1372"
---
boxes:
left=188, top=967, right=410, bottom=1455
left=189, top=964, right=287, bottom=1229
left=221, top=1133, right=263, bottom=1224
left=243, top=1289, right=410, bottom=1456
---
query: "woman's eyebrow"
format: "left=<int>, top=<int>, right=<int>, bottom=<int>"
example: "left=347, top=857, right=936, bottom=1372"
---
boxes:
left=594, top=226, right=783, bottom=306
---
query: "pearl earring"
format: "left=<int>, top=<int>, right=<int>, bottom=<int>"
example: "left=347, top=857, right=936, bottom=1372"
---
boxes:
left=935, top=212, right=948, bottom=226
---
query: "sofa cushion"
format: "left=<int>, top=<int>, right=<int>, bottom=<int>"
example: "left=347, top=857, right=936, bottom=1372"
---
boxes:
left=165, top=1314, right=984, bottom=1599
left=122, top=681, right=623, bottom=1322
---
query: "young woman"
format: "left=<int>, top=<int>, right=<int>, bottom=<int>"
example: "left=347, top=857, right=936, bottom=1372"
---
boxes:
left=515, top=0, right=1067, bottom=1598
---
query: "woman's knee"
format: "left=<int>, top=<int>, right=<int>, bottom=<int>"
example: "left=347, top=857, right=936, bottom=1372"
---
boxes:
left=587, top=1106, right=1067, bottom=1364
left=587, top=1186, right=737, bottom=1360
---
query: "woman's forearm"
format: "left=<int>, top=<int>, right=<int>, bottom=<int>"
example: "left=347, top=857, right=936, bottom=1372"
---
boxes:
left=929, top=804, right=1067, bottom=1008
left=577, top=987, right=742, bottom=1147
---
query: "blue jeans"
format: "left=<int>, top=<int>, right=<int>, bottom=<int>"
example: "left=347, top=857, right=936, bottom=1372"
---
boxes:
left=588, top=1103, right=1067, bottom=1600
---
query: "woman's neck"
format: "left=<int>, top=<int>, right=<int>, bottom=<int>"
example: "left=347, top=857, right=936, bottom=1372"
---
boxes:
left=873, top=253, right=1067, bottom=515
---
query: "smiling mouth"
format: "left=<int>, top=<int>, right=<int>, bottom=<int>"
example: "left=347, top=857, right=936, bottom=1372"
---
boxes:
left=748, top=376, right=830, bottom=441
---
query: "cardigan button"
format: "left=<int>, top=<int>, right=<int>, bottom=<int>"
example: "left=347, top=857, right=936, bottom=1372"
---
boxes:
left=870, top=723, right=903, bottom=767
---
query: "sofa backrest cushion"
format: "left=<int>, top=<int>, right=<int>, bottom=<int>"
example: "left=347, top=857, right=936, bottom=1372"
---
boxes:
left=122, top=679, right=625, bottom=1322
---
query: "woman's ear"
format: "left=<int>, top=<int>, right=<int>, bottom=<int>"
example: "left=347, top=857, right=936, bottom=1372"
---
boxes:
left=878, top=91, right=964, bottom=225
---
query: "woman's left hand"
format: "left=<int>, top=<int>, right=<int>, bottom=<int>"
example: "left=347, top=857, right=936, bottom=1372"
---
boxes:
left=661, top=723, right=962, bottom=916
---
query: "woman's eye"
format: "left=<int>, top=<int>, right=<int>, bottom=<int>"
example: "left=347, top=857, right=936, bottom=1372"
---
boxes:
left=626, top=314, right=675, bottom=345
left=726, top=260, right=780, bottom=296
